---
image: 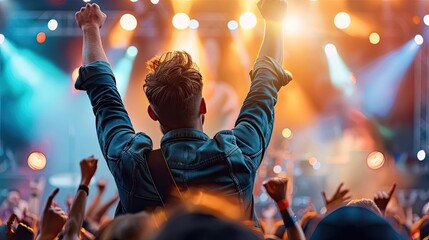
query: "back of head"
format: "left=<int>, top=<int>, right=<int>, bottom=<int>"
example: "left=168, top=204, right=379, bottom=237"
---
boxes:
left=347, top=198, right=382, bottom=216
left=95, top=212, right=155, bottom=240
left=310, top=206, right=405, bottom=240
left=144, top=51, right=203, bottom=127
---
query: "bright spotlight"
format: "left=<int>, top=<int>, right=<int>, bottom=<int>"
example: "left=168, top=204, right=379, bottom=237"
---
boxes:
left=120, top=14, right=138, bottom=31
left=417, top=150, right=426, bottom=161
left=415, top=34, right=424, bottom=45
left=424, top=15, right=429, bottom=26
left=83, top=0, right=91, bottom=2
left=334, top=12, right=351, bottom=30
left=36, top=32, right=46, bottom=44
left=366, top=151, right=385, bottom=170
left=239, top=12, right=257, bottom=30
left=28, top=151, right=47, bottom=171
left=126, top=45, right=138, bottom=57
left=48, top=19, right=58, bottom=31
left=150, top=0, right=159, bottom=4
left=369, top=32, right=380, bottom=45
left=324, top=43, right=337, bottom=56
left=0, top=34, right=4, bottom=45
left=227, top=20, right=239, bottom=30
left=189, top=19, right=199, bottom=29
left=282, top=128, right=293, bottom=139
left=273, top=165, right=282, bottom=174
left=172, top=12, right=190, bottom=30
left=130, top=0, right=138, bottom=2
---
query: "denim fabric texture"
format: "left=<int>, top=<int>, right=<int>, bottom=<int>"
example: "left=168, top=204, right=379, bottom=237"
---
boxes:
left=75, top=56, right=292, bottom=227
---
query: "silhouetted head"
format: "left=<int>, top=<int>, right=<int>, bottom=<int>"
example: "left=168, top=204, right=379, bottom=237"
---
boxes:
left=144, top=51, right=206, bottom=133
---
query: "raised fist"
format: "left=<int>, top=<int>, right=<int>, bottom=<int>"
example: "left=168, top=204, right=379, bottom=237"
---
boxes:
left=75, top=3, right=107, bottom=30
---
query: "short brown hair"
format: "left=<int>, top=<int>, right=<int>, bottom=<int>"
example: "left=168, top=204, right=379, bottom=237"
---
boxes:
left=144, top=51, right=203, bottom=124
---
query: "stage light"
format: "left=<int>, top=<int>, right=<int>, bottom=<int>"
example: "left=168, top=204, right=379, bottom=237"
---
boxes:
left=189, top=19, right=199, bottom=29
left=83, top=0, right=91, bottom=2
left=0, top=34, right=4, bottom=45
left=48, top=19, right=58, bottom=31
left=415, top=34, right=424, bottom=45
left=36, top=32, right=46, bottom=43
left=334, top=12, right=351, bottom=30
left=369, top=32, right=380, bottom=45
left=120, top=14, right=137, bottom=31
left=358, top=39, right=420, bottom=117
left=239, top=12, right=257, bottom=30
left=282, top=128, right=293, bottom=139
left=273, top=165, right=282, bottom=174
left=126, top=45, right=138, bottom=57
left=130, top=0, right=138, bottom=2
left=151, top=0, right=159, bottom=4
left=308, top=157, right=317, bottom=166
left=366, top=151, right=385, bottom=170
left=227, top=20, right=239, bottom=30
left=324, top=43, right=337, bottom=56
left=172, top=12, right=190, bottom=30
left=424, top=15, right=429, bottom=26
left=417, top=150, right=426, bottom=161
left=28, top=152, right=47, bottom=171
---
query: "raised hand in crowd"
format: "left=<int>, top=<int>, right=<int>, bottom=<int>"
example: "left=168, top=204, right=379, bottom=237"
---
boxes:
left=263, top=177, right=306, bottom=240
left=322, top=182, right=351, bottom=214
left=63, top=156, right=98, bottom=240
left=373, top=183, right=396, bottom=215
left=36, top=188, right=67, bottom=240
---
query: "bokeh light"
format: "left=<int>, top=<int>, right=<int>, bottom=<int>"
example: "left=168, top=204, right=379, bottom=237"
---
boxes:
left=334, top=12, right=351, bottom=29
left=150, top=0, right=159, bottom=4
left=424, top=14, right=429, bottom=26
left=130, top=0, right=138, bottom=2
left=282, top=128, right=293, bottom=139
left=48, top=19, right=58, bottom=31
left=227, top=20, right=239, bottom=30
left=120, top=14, right=138, bottom=31
left=189, top=19, right=199, bottom=29
left=239, top=12, right=257, bottom=30
left=313, top=161, right=321, bottom=170
left=273, top=165, right=282, bottom=174
left=0, top=34, right=4, bottom=45
left=36, top=32, right=46, bottom=43
left=28, top=152, right=47, bottom=171
left=417, top=150, right=426, bottom=161
left=126, top=45, right=138, bottom=57
left=172, top=12, right=190, bottom=30
left=369, top=32, right=380, bottom=45
left=83, top=0, right=91, bottom=2
left=366, top=151, right=385, bottom=170
left=308, top=157, right=318, bottom=166
left=414, top=34, right=424, bottom=45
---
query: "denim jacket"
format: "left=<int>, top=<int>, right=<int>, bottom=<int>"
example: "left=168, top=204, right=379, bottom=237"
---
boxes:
left=76, top=56, right=292, bottom=226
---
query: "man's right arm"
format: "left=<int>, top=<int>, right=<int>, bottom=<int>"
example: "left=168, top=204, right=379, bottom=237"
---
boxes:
left=75, top=4, right=152, bottom=161
left=233, top=0, right=291, bottom=167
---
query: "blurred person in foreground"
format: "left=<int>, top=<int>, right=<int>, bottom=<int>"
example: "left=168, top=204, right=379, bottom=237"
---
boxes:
left=74, top=0, right=292, bottom=231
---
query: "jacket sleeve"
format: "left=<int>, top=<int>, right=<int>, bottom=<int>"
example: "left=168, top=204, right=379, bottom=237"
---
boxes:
left=75, top=61, right=152, bottom=162
left=232, top=56, right=292, bottom=168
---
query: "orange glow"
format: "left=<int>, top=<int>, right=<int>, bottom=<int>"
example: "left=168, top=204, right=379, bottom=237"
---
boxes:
left=309, top=157, right=318, bottom=166
left=109, top=22, right=134, bottom=48
left=412, top=16, right=420, bottom=25
left=28, top=152, right=47, bottom=171
left=36, top=32, right=46, bottom=43
left=72, top=67, right=79, bottom=83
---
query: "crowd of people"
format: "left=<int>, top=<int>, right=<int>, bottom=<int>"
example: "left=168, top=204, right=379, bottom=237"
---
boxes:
left=1, top=0, right=428, bottom=239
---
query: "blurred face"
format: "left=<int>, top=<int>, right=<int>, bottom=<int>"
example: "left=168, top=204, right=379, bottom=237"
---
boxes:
left=7, top=191, right=20, bottom=207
